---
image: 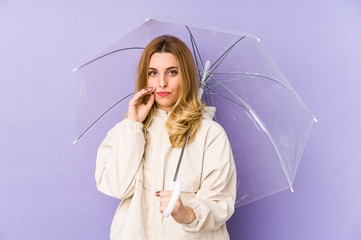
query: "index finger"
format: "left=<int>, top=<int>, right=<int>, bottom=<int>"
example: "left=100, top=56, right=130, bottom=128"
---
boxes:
left=157, top=190, right=173, bottom=198
left=132, top=87, right=155, bottom=101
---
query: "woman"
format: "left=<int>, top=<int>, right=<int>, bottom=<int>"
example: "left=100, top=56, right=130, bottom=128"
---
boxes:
left=95, top=35, right=236, bottom=239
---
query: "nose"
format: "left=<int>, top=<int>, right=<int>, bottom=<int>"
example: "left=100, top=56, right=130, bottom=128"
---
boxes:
left=158, top=74, right=168, bottom=88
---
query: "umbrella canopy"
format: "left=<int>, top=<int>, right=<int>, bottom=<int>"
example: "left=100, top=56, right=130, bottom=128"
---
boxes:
left=74, top=18, right=316, bottom=207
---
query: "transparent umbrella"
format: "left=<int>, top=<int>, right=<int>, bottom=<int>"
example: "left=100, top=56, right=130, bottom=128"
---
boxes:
left=73, top=18, right=316, bottom=208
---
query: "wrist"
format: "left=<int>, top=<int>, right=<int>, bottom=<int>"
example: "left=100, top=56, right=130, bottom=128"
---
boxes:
left=126, top=113, right=138, bottom=122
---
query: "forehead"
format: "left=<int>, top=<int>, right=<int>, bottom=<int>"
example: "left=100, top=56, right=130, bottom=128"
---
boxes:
left=149, top=52, right=178, bottom=68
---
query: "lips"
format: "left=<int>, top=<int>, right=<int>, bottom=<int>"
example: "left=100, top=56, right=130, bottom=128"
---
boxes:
left=156, top=91, right=171, bottom=96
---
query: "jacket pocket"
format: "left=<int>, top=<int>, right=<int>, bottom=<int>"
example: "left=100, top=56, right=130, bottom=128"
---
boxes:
left=164, top=172, right=200, bottom=193
left=178, top=174, right=201, bottom=193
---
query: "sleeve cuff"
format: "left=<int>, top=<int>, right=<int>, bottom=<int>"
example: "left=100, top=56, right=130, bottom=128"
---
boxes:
left=182, top=199, right=210, bottom=232
left=122, top=118, right=144, bottom=131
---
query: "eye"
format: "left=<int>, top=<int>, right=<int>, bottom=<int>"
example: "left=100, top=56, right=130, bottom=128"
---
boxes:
left=148, top=71, right=157, bottom=76
left=167, top=70, right=178, bottom=77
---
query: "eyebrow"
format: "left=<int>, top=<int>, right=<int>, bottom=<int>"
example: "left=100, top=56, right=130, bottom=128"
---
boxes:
left=148, top=66, right=178, bottom=70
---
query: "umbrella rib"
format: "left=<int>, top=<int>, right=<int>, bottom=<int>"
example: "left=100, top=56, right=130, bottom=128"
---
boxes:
left=73, top=92, right=133, bottom=143
left=209, top=36, right=245, bottom=70
left=216, top=83, right=294, bottom=190
left=203, top=85, right=247, bottom=109
left=186, top=32, right=200, bottom=73
left=185, top=25, right=204, bottom=72
left=73, top=47, right=145, bottom=71
left=212, top=72, right=295, bottom=90
left=213, top=72, right=291, bottom=86
left=204, top=36, right=246, bottom=86
left=206, top=76, right=257, bottom=86
left=208, top=72, right=316, bottom=121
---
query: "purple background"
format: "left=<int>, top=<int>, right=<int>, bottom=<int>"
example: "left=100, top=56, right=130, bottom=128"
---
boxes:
left=1, top=1, right=360, bottom=239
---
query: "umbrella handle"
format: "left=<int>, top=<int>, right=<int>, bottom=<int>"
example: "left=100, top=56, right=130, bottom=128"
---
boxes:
left=162, top=180, right=182, bottom=217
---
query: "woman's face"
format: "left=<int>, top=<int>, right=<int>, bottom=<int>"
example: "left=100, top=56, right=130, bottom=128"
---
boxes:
left=148, top=52, right=181, bottom=113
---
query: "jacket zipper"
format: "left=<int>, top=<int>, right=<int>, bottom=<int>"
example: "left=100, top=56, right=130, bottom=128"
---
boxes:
left=152, top=111, right=168, bottom=240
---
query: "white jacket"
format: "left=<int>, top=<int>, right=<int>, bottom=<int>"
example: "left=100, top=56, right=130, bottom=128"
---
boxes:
left=95, top=107, right=237, bottom=240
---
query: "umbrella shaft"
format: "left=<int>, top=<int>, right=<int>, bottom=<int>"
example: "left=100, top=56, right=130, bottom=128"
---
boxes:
left=172, top=131, right=190, bottom=182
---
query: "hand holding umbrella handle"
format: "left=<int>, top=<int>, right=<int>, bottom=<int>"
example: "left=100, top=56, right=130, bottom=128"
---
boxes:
left=162, top=180, right=182, bottom=217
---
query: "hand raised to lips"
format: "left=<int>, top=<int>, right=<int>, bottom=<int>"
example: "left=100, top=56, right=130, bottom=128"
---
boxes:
left=127, top=87, right=156, bottom=123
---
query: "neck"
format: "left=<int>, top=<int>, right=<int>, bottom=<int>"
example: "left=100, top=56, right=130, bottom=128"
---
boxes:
left=155, top=104, right=172, bottom=114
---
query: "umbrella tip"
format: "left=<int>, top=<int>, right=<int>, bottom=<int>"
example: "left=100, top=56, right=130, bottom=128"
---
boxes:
left=73, top=67, right=78, bottom=72
left=145, top=18, right=150, bottom=22
left=290, top=186, right=294, bottom=193
left=256, top=38, right=261, bottom=42
left=313, top=117, right=318, bottom=123
left=72, top=139, right=78, bottom=144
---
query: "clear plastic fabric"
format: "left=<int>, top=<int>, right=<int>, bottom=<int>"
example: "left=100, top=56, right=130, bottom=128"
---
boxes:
left=74, top=18, right=316, bottom=207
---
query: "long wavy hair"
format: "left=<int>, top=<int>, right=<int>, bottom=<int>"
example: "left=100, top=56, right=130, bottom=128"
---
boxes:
left=136, top=35, right=204, bottom=148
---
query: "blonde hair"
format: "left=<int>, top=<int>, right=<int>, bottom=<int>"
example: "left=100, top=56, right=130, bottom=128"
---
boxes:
left=136, top=35, right=204, bottom=148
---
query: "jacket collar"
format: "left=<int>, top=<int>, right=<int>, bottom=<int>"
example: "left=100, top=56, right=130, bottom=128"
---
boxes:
left=203, top=106, right=216, bottom=120
left=154, top=107, right=170, bottom=119
left=153, top=106, right=216, bottom=120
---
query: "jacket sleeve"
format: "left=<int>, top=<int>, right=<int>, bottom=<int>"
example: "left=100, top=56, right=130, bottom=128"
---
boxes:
left=95, top=118, right=145, bottom=200
left=182, top=129, right=237, bottom=232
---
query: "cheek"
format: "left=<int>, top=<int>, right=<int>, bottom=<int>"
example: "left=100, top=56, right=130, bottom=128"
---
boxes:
left=173, top=77, right=181, bottom=92
left=147, top=78, right=156, bottom=87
